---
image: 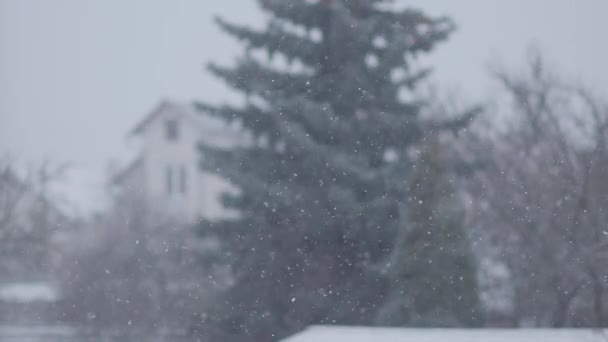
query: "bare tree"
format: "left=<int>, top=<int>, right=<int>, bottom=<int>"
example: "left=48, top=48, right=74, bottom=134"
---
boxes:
left=0, top=157, right=72, bottom=280
left=58, top=185, right=226, bottom=335
left=465, top=53, right=608, bottom=327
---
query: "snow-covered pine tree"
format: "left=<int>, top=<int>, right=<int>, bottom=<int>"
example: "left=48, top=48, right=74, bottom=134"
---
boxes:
left=195, top=1, right=479, bottom=340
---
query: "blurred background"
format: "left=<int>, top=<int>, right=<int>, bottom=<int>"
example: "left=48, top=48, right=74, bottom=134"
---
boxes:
left=1, top=0, right=607, bottom=341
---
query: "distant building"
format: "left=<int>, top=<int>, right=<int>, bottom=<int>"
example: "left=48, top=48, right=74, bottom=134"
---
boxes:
left=111, top=101, right=244, bottom=223
left=279, top=325, right=608, bottom=342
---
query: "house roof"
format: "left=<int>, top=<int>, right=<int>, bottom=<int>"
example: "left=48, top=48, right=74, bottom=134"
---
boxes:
left=280, top=326, right=608, bottom=342
left=130, top=100, right=186, bottom=136
left=128, top=99, right=247, bottom=146
left=129, top=100, right=232, bottom=136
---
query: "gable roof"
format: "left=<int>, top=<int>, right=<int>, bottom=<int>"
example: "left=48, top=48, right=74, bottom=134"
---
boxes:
left=129, top=100, right=191, bottom=136
left=128, top=100, right=247, bottom=147
left=130, top=100, right=235, bottom=132
left=281, top=326, right=607, bottom=342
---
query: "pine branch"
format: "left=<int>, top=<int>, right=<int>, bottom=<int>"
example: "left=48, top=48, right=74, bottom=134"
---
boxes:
left=215, top=16, right=321, bottom=66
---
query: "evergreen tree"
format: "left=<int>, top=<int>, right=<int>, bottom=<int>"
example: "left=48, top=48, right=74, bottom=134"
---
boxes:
left=376, top=137, right=481, bottom=327
left=195, top=1, right=479, bottom=340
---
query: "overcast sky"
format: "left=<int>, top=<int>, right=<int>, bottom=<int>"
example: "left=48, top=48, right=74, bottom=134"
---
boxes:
left=1, top=0, right=607, bottom=213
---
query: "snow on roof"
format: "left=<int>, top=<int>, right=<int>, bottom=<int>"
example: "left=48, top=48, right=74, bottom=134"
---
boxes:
left=129, top=100, right=236, bottom=137
left=0, top=282, right=59, bottom=303
left=280, top=325, right=608, bottom=342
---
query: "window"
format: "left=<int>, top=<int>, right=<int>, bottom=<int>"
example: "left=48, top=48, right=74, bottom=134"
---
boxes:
left=165, top=119, right=178, bottom=141
left=179, top=165, right=187, bottom=194
left=165, top=165, right=173, bottom=195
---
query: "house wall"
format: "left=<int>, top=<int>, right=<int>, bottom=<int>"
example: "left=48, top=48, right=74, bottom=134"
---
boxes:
left=117, top=160, right=146, bottom=200
left=141, top=107, right=203, bottom=221
left=136, top=105, right=241, bottom=222
left=110, top=101, right=246, bottom=223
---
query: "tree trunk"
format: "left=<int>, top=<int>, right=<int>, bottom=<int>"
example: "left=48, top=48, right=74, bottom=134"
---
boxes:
left=589, top=268, right=605, bottom=326
left=551, top=299, right=569, bottom=328
left=551, top=282, right=581, bottom=327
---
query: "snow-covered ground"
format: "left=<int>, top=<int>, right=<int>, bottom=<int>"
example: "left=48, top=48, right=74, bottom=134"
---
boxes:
left=0, top=325, right=78, bottom=342
left=0, top=282, right=59, bottom=303
left=0, top=326, right=198, bottom=342
left=281, top=326, right=608, bottom=342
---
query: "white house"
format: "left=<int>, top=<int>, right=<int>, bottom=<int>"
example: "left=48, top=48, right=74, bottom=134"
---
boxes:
left=280, top=325, right=608, bottom=342
left=111, top=100, right=243, bottom=223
